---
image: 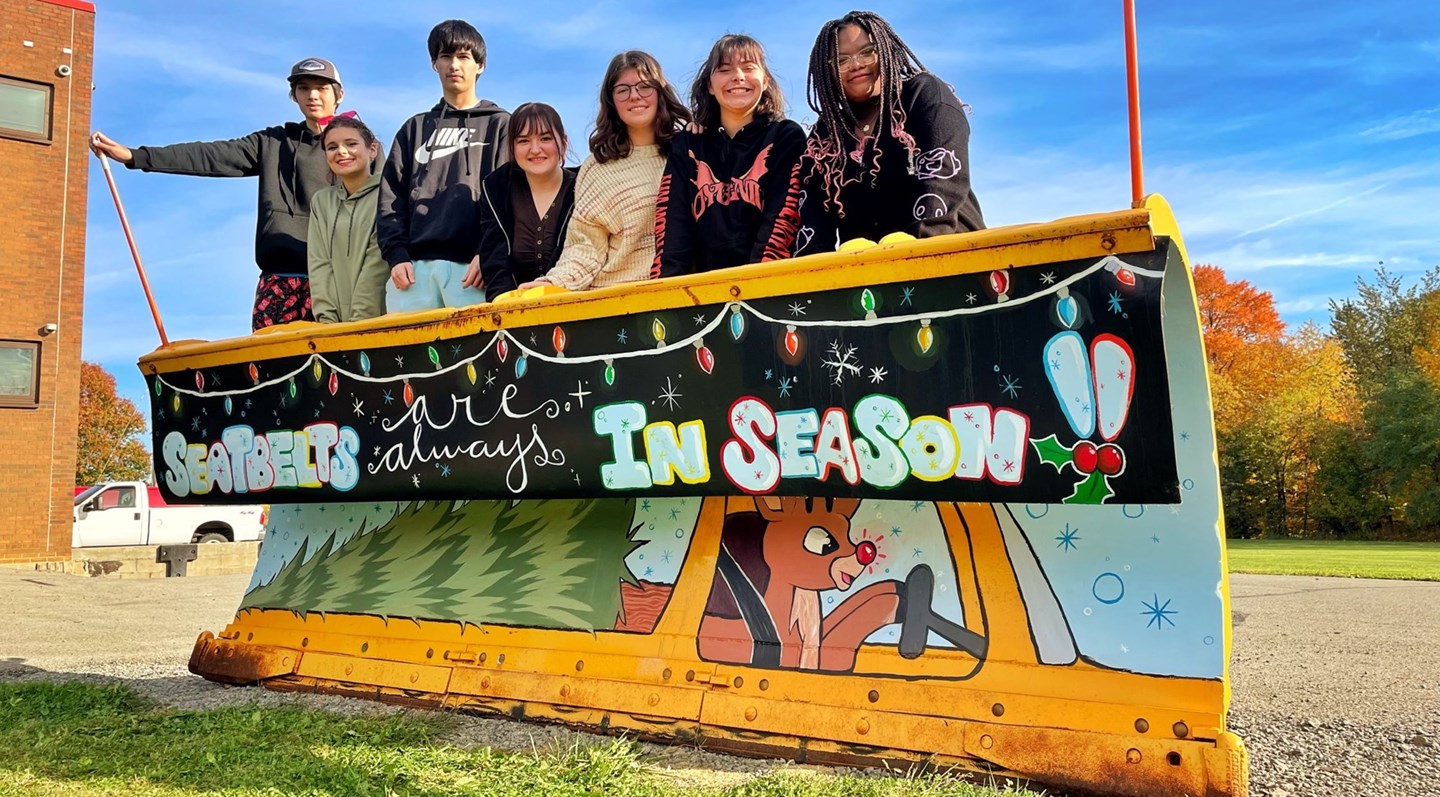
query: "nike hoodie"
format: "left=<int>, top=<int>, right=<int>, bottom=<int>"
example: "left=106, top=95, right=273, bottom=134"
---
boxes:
left=377, top=99, right=510, bottom=267
left=652, top=117, right=806, bottom=277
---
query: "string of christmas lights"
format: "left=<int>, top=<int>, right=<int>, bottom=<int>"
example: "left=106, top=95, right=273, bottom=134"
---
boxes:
left=153, top=255, right=1160, bottom=399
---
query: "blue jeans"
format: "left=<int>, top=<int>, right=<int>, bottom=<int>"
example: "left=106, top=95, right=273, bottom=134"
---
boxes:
left=385, top=259, right=484, bottom=313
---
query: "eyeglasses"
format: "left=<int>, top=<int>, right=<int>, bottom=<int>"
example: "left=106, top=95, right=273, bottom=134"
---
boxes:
left=832, top=46, right=878, bottom=72
left=612, top=81, right=658, bottom=101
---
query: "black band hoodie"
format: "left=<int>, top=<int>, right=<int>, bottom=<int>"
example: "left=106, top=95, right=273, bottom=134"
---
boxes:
left=378, top=99, right=510, bottom=267
left=652, top=117, right=806, bottom=278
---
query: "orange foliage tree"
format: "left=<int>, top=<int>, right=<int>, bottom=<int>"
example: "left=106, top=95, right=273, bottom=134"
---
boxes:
left=1194, top=265, right=1358, bottom=536
left=1193, top=264, right=1287, bottom=434
left=76, top=361, right=150, bottom=486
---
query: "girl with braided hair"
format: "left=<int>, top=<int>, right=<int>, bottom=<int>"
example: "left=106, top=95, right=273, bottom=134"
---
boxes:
left=790, top=11, right=984, bottom=257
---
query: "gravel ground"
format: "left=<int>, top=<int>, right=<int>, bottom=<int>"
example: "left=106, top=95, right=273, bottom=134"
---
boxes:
left=2, top=569, right=1437, bottom=795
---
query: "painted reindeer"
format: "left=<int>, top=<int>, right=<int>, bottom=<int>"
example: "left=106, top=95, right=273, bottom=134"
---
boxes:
left=698, top=497, right=902, bottom=672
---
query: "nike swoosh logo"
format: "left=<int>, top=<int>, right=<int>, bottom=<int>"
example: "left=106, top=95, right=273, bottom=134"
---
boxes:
left=415, top=139, right=487, bottom=165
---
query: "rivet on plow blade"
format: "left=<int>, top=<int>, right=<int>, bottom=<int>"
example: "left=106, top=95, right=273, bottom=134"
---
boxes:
left=188, top=631, right=300, bottom=685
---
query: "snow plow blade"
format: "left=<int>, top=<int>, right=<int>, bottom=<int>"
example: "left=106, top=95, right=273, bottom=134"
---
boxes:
left=156, top=195, right=1247, bottom=797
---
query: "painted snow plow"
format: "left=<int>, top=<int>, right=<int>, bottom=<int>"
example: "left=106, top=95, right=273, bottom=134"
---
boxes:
left=142, top=195, right=1247, bottom=797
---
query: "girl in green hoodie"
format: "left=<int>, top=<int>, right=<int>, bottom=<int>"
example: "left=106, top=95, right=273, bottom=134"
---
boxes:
left=309, top=115, right=388, bottom=322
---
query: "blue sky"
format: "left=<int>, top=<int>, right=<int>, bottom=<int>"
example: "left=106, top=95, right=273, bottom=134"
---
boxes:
left=83, top=1, right=1439, bottom=411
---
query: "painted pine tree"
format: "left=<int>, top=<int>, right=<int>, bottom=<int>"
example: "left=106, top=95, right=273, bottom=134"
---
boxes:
left=242, top=498, right=642, bottom=631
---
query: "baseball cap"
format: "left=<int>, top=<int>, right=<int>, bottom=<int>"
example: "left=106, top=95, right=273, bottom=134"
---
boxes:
left=288, top=57, right=342, bottom=87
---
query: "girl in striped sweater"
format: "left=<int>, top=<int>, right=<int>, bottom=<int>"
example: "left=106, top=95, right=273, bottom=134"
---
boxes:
left=522, top=50, right=691, bottom=291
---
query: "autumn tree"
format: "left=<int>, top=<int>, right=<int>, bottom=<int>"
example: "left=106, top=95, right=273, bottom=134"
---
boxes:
left=1193, top=264, right=1288, bottom=435
left=76, top=361, right=149, bottom=485
left=1323, top=268, right=1440, bottom=535
left=1196, top=266, right=1358, bottom=537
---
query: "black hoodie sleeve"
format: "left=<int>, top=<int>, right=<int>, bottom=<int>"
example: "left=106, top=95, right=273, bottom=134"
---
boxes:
left=377, top=121, right=415, bottom=267
left=901, top=72, right=985, bottom=236
left=129, top=130, right=266, bottom=177
left=653, top=140, right=698, bottom=279
left=791, top=141, right=840, bottom=257
left=476, top=170, right=515, bottom=301
left=751, top=121, right=807, bottom=263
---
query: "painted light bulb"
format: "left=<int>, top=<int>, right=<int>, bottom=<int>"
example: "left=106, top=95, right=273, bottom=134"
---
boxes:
left=428, top=346, right=441, bottom=369
left=496, top=337, right=509, bottom=363
left=195, top=371, right=205, bottom=391
left=515, top=355, right=529, bottom=379
left=695, top=339, right=715, bottom=374
left=917, top=319, right=935, bottom=354
left=171, top=394, right=180, bottom=414
left=860, top=288, right=877, bottom=319
left=783, top=325, right=800, bottom=357
left=313, top=360, right=323, bottom=381
left=1116, top=267, right=1136, bottom=288
left=466, top=362, right=477, bottom=385
left=729, top=307, right=746, bottom=340
left=287, top=378, right=297, bottom=399
left=990, top=270, right=1010, bottom=296
left=603, top=359, right=616, bottom=387
left=403, top=381, right=415, bottom=406
left=652, top=317, right=667, bottom=348
left=328, top=372, right=339, bottom=396
left=359, top=351, right=371, bottom=376
left=1057, top=287, right=1080, bottom=329
left=153, top=380, right=162, bottom=396
left=224, top=396, right=232, bottom=415
left=248, top=363, right=259, bottom=384
left=553, top=326, right=567, bottom=356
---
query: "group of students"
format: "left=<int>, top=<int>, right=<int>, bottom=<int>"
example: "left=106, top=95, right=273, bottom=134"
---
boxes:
left=90, top=11, right=985, bottom=331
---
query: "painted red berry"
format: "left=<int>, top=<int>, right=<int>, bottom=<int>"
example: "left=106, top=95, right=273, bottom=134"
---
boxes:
left=1097, top=444, right=1125, bottom=476
left=856, top=540, right=877, bottom=566
left=1073, top=441, right=1099, bottom=473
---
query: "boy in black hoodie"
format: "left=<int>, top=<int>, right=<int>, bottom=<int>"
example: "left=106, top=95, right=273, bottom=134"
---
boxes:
left=379, top=20, right=510, bottom=313
left=90, top=58, right=351, bottom=330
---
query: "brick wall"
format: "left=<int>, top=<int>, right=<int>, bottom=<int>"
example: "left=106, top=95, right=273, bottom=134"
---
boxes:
left=0, top=0, right=95, bottom=563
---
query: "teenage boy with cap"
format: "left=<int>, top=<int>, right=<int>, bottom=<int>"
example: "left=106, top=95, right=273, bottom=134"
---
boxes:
left=379, top=19, right=509, bottom=312
left=90, top=58, right=353, bottom=330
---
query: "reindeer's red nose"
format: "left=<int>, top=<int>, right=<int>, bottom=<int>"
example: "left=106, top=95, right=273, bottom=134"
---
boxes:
left=856, top=540, right=877, bottom=566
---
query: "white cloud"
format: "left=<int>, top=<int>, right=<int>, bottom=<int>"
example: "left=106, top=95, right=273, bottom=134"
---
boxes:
left=1361, top=106, right=1440, bottom=141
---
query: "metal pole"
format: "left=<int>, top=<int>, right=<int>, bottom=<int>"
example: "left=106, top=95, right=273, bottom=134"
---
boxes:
left=1124, top=0, right=1145, bottom=207
left=95, top=147, right=169, bottom=346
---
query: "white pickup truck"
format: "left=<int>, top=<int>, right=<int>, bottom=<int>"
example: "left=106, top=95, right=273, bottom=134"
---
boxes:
left=72, top=481, right=266, bottom=548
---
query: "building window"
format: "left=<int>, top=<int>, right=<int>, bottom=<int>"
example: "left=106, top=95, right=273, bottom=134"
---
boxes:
left=0, top=341, right=41, bottom=408
left=0, top=76, right=53, bottom=143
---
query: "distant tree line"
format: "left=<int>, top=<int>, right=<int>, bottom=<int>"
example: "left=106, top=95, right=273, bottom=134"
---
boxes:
left=1198, top=265, right=1440, bottom=539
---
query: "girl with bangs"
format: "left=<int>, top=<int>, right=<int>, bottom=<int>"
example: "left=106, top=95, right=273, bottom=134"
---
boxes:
left=523, top=51, right=691, bottom=291
left=472, top=102, right=578, bottom=301
left=791, top=11, right=984, bottom=257
left=652, top=34, right=806, bottom=276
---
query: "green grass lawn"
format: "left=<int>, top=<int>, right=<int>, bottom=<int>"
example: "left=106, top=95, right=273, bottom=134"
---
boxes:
left=0, top=682, right=1037, bottom=797
left=1227, top=539, right=1440, bottom=581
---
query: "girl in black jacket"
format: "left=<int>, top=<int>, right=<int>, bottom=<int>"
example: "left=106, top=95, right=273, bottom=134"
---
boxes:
left=652, top=34, right=806, bottom=277
left=792, top=11, right=985, bottom=256
left=472, top=103, right=577, bottom=301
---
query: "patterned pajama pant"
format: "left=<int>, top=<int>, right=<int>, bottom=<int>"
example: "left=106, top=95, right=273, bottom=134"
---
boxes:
left=252, top=274, right=314, bottom=331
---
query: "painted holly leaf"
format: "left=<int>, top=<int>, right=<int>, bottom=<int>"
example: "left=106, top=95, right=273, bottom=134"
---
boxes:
left=1031, top=434, right=1074, bottom=472
left=1065, top=471, right=1115, bottom=505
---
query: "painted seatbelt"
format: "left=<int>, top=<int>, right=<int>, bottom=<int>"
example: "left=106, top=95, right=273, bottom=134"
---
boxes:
left=715, top=544, right=782, bottom=667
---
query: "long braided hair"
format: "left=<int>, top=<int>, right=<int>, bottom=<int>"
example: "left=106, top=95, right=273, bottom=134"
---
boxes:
left=803, top=11, right=927, bottom=218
